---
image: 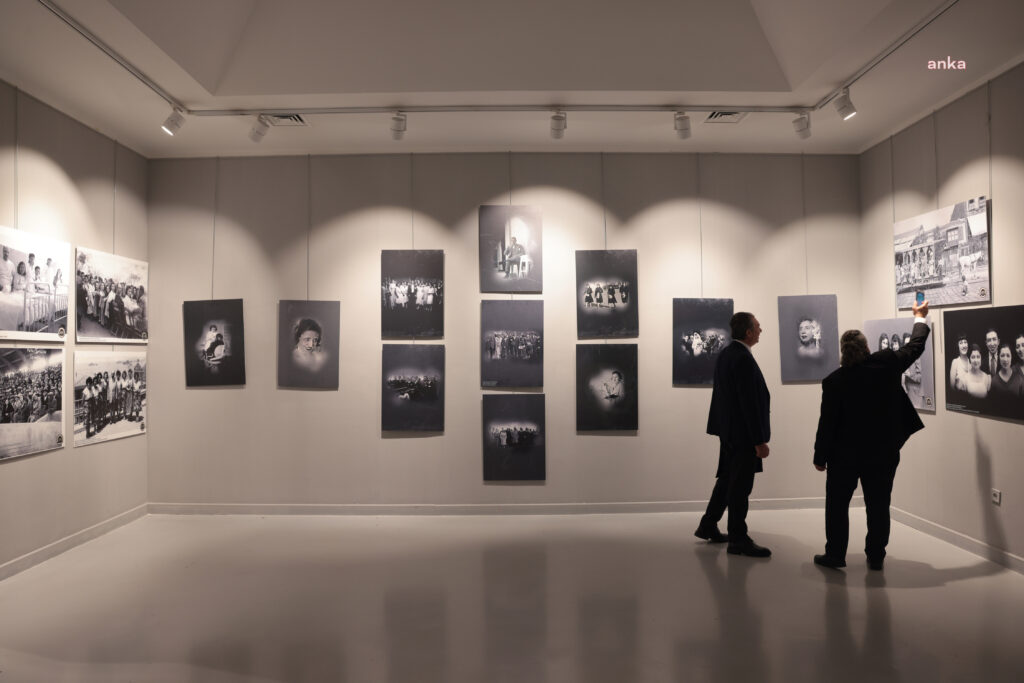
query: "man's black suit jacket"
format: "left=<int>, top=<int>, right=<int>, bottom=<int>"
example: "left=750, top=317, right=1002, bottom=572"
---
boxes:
left=706, top=341, right=771, bottom=475
left=813, top=321, right=930, bottom=468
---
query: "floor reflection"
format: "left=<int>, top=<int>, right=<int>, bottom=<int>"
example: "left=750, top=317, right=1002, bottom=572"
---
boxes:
left=483, top=543, right=548, bottom=683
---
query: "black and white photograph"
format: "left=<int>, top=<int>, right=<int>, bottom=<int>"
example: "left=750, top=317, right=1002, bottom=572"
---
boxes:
left=672, top=297, right=733, bottom=385
left=382, top=343, right=444, bottom=432
left=182, top=299, right=246, bottom=387
left=479, top=205, right=542, bottom=293
left=863, top=317, right=936, bottom=412
left=381, top=250, right=444, bottom=338
left=75, top=246, right=148, bottom=343
left=944, top=305, right=1024, bottom=422
left=0, top=225, right=70, bottom=342
left=576, top=343, right=638, bottom=431
left=73, top=350, right=146, bottom=447
left=576, top=250, right=639, bottom=338
left=481, top=300, right=543, bottom=388
left=778, top=294, right=839, bottom=382
left=482, top=393, right=545, bottom=481
left=277, top=299, right=340, bottom=390
left=894, top=196, right=990, bottom=309
left=0, top=347, right=64, bottom=461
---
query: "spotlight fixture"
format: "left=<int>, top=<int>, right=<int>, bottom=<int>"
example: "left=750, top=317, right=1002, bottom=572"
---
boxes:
left=249, top=114, right=270, bottom=143
left=833, top=88, right=857, bottom=121
left=550, top=111, right=567, bottom=139
left=391, top=112, right=407, bottom=141
left=792, top=112, right=811, bottom=140
left=673, top=111, right=691, bottom=140
left=160, top=107, right=185, bottom=136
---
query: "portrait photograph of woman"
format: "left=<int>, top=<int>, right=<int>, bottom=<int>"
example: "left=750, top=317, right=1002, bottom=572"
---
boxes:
left=277, top=300, right=340, bottom=390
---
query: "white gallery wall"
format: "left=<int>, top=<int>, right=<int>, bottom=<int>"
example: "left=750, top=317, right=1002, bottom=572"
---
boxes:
left=0, top=81, right=148, bottom=574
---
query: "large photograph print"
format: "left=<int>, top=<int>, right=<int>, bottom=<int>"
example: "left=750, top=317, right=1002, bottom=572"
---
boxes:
left=381, top=250, right=444, bottom=338
left=73, top=350, right=146, bottom=447
left=483, top=393, right=545, bottom=481
left=0, top=347, right=64, bottom=461
left=479, top=205, right=542, bottom=293
left=382, top=344, right=444, bottom=432
left=0, top=225, right=70, bottom=342
left=576, top=250, right=638, bottom=338
left=278, top=300, right=340, bottom=389
left=944, top=305, right=1024, bottom=422
left=778, top=294, right=839, bottom=382
left=863, top=317, right=936, bottom=412
left=182, top=299, right=246, bottom=387
left=75, top=246, right=148, bottom=343
left=894, top=196, right=990, bottom=308
left=576, top=343, right=638, bottom=431
left=672, top=298, right=733, bottom=385
left=481, top=300, right=543, bottom=388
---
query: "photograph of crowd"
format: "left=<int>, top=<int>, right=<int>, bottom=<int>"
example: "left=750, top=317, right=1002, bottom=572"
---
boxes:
left=381, top=250, right=444, bottom=338
left=481, top=300, right=543, bottom=387
left=382, top=344, right=444, bottom=431
left=576, top=343, right=638, bottom=431
left=278, top=300, right=340, bottom=390
left=75, top=246, right=148, bottom=343
left=672, top=298, right=733, bottom=385
left=778, top=294, right=839, bottom=382
left=479, top=205, right=543, bottom=293
left=182, top=299, right=246, bottom=387
left=575, top=250, right=639, bottom=338
left=944, top=305, right=1024, bottom=422
left=73, top=351, right=146, bottom=447
left=0, top=347, right=64, bottom=461
left=863, top=317, right=935, bottom=412
left=894, top=196, right=990, bottom=309
left=0, top=226, right=70, bottom=342
left=483, top=393, right=545, bottom=481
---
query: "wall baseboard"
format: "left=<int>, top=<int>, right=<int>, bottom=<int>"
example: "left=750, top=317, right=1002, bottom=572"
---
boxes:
left=0, top=503, right=148, bottom=582
left=891, top=507, right=1024, bottom=575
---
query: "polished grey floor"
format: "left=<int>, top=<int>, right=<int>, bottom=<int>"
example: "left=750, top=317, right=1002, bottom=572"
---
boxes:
left=0, top=511, right=1022, bottom=682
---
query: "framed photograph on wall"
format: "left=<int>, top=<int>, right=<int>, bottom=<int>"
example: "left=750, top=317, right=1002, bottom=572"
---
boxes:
left=0, top=347, right=64, bottom=461
left=483, top=393, right=545, bottom=481
left=944, top=305, right=1024, bottom=422
left=672, top=298, right=733, bottom=385
left=75, top=246, right=148, bottom=343
left=382, top=343, right=444, bottom=432
left=73, top=350, right=147, bottom=447
left=893, top=196, right=990, bottom=309
left=479, top=205, right=542, bottom=293
left=863, top=317, right=936, bottom=412
left=481, top=299, right=543, bottom=388
left=575, top=250, right=638, bottom=338
left=182, top=299, right=246, bottom=387
left=0, top=225, right=70, bottom=342
left=381, top=250, right=444, bottom=338
left=576, top=343, right=638, bottom=431
left=777, top=294, right=839, bottom=382
left=278, top=300, right=340, bottom=390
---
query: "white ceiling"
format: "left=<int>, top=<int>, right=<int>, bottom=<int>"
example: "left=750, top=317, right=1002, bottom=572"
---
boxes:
left=0, top=0, right=1022, bottom=158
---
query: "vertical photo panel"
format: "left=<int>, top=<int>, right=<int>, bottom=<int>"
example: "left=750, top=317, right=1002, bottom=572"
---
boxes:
left=182, top=299, right=246, bottom=387
left=482, top=393, right=545, bottom=481
left=575, top=250, right=638, bottom=338
left=73, top=350, right=147, bottom=447
left=863, top=317, right=936, bottom=412
left=576, top=343, right=638, bottom=431
left=75, top=246, right=149, bottom=343
left=0, top=347, right=64, bottom=460
left=777, top=294, right=839, bottom=382
left=672, top=298, right=733, bottom=385
left=381, top=250, right=444, bottom=338
left=278, top=300, right=340, bottom=389
left=382, top=343, right=445, bottom=432
left=481, top=299, right=543, bottom=388
left=479, top=205, right=542, bottom=293
left=0, top=226, right=71, bottom=342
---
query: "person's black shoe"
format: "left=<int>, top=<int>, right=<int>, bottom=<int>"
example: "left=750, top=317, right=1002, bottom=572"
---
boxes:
left=727, top=539, right=771, bottom=558
left=867, top=558, right=884, bottom=571
left=694, top=523, right=728, bottom=544
left=814, top=554, right=847, bottom=569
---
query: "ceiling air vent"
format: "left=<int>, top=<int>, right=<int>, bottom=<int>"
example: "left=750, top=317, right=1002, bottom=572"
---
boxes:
left=266, top=114, right=308, bottom=127
left=704, top=111, right=748, bottom=124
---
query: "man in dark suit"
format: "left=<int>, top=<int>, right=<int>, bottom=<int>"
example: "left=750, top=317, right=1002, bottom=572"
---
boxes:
left=981, top=328, right=1000, bottom=375
left=812, top=300, right=930, bottom=571
left=695, top=312, right=772, bottom=557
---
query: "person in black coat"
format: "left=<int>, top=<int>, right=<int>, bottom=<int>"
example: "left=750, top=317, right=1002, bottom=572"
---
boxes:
left=695, top=311, right=773, bottom=557
left=812, top=300, right=930, bottom=571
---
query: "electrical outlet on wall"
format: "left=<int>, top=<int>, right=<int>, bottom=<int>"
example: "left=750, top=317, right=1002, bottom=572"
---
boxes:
left=991, top=489, right=1002, bottom=506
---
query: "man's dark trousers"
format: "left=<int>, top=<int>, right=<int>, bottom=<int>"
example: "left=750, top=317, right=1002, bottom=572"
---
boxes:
left=824, top=450, right=900, bottom=562
left=702, top=442, right=757, bottom=539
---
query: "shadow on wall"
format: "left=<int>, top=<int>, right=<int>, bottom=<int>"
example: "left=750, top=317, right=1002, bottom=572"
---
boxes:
left=974, top=421, right=1008, bottom=561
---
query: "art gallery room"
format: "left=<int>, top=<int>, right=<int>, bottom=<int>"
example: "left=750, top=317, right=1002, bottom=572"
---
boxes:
left=2, top=0, right=1024, bottom=680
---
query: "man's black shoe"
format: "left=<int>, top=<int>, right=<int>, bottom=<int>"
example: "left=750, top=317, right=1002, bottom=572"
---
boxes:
left=694, top=523, right=728, bottom=544
left=867, top=558, right=884, bottom=571
left=814, top=554, right=846, bottom=569
left=727, top=539, right=771, bottom=557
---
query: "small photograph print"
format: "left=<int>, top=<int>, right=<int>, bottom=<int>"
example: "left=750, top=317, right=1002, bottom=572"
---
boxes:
left=483, top=393, right=545, bottom=481
left=0, top=225, right=71, bottom=342
left=479, top=205, right=542, bottom=293
left=672, top=298, right=733, bottom=385
left=0, top=347, right=64, bottom=461
left=182, top=299, right=246, bottom=387
left=944, top=305, right=1024, bottom=422
left=894, top=196, right=990, bottom=309
left=576, top=344, right=638, bottom=431
left=778, top=294, right=839, bottom=382
left=576, top=250, right=638, bottom=338
left=481, top=300, right=543, bottom=388
left=73, top=350, right=146, bottom=447
left=75, top=246, right=148, bottom=343
left=278, top=300, right=340, bottom=390
left=382, top=344, right=444, bottom=432
left=381, top=250, right=444, bottom=338
left=863, top=317, right=936, bottom=412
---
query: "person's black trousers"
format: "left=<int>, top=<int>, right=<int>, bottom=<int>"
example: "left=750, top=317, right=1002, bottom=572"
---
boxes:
left=824, top=451, right=900, bottom=562
left=702, top=442, right=758, bottom=540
